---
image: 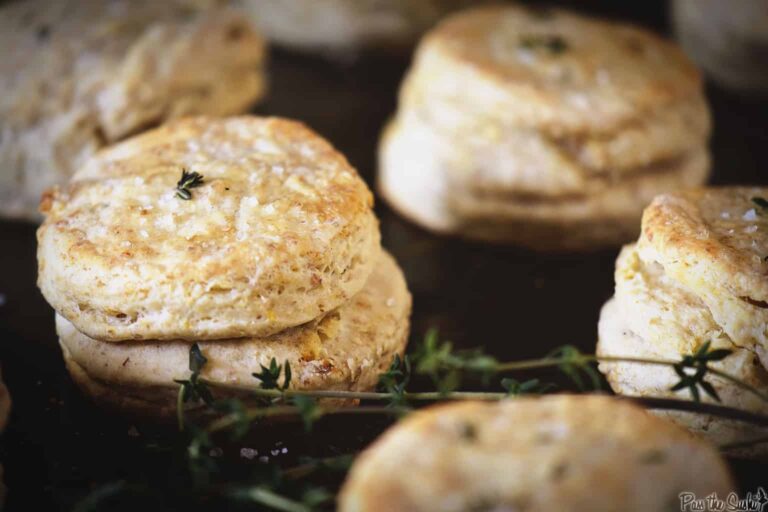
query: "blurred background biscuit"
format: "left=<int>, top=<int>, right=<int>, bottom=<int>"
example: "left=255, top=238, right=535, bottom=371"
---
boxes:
left=0, top=0, right=267, bottom=221
left=339, top=396, right=735, bottom=512
left=239, top=0, right=478, bottom=56
left=379, top=4, right=710, bottom=251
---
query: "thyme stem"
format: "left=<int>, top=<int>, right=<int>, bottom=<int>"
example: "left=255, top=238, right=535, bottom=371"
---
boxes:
left=203, top=392, right=768, bottom=432
left=176, top=385, right=185, bottom=432
left=497, top=354, right=768, bottom=404
left=199, top=353, right=768, bottom=406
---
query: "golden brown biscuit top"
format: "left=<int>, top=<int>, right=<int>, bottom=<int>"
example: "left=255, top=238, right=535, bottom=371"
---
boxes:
left=42, top=116, right=373, bottom=263
left=416, top=4, right=701, bottom=131
left=37, top=116, right=379, bottom=341
left=641, top=187, right=768, bottom=303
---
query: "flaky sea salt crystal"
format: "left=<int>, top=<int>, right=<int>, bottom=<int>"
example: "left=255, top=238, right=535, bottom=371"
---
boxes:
left=240, top=447, right=258, bottom=459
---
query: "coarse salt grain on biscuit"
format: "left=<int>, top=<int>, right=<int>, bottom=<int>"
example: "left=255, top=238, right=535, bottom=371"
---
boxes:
left=338, top=396, right=735, bottom=512
left=597, top=244, right=768, bottom=458
left=38, top=116, right=380, bottom=342
left=0, top=0, right=267, bottom=221
left=637, top=188, right=768, bottom=365
left=58, top=251, right=411, bottom=417
left=379, top=3, right=710, bottom=250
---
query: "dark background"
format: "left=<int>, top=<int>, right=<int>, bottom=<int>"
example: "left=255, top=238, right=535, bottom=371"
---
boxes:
left=1, top=1, right=767, bottom=510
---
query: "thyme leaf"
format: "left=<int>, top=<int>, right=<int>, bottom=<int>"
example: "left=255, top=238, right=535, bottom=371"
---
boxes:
left=175, top=168, right=205, bottom=200
left=670, top=340, right=731, bottom=402
left=519, top=34, right=568, bottom=54
left=253, top=358, right=292, bottom=391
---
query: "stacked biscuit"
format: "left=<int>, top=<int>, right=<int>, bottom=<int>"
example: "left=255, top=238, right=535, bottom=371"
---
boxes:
left=379, top=4, right=711, bottom=251
left=598, top=188, right=768, bottom=458
left=339, top=396, right=735, bottom=512
left=37, top=116, right=411, bottom=417
left=0, top=0, right=267, bottom=221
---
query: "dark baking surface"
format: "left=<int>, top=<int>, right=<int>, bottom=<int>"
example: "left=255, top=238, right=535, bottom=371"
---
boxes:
left=1, top=2, right=767, bottom=510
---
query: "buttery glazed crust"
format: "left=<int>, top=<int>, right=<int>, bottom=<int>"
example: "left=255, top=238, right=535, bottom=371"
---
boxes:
left=38, top=116, right=380, bottom=342
left=59, top=251, right=411, bottom=417
left=339, top=396, right=735, bottom=512
left=0, top=0, right=267, bottom=221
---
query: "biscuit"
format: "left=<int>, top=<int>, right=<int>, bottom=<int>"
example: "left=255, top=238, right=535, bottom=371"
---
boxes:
left=379, top=4, right=710, bottom=250
left=638, top=188, right=768, bottom=363
left=0, top=0, right=267, bottom=221
left=338, top=396, right=735, bottom=512
left=38, top=116, right=380, bottom=342
left=58, top=250, right=411, bottom=417
left=240, top=0, right=477, bottom=54
left=598, top=245, right=768, bottom=458
left=598, top=188, right=768, bottom=457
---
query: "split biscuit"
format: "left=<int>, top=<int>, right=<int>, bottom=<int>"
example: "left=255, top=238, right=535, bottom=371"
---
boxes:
left=598, top=188, right=768, bottom=458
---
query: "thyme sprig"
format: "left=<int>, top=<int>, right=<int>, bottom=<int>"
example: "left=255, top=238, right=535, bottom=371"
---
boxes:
left=254, top=358, right=293, bottom=391
left=133, top=331, right=768, bottom=511
left=175, top=168, right=205, bottom=200
left=671, top=341, right=731, bottom=401
left=174, top=343, right=213, bottom=431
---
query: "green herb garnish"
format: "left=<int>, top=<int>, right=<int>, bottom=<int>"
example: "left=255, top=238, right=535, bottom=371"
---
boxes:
left=253, top=358, right=292, bottom=391
left=519, top=34, right=568, bottom=54
left=670, top=341, right=731, bottom=402
left=174, top=342, right=213, bottom=431
left=175, top=169, right=205, bottom=200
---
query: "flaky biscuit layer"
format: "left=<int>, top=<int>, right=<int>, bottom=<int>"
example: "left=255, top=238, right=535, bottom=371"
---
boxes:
left=59, top=251, right=411, bottom=417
